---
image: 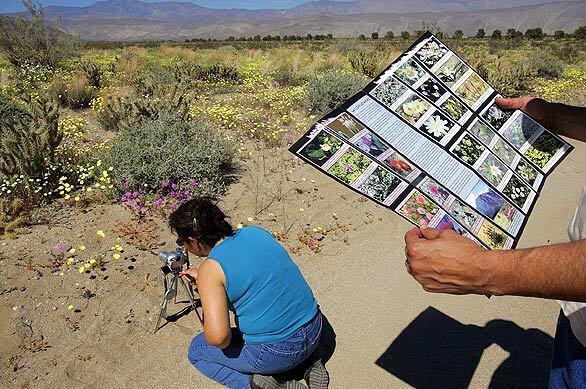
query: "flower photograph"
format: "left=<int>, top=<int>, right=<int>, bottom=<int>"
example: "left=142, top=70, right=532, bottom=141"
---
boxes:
left=395, top=59, right=426, bottom=86
left=523, top=131, right=565, bottom=169
left=326, top=112, right=365, bottom=139
left=494, top=201, right=517, bottom=230
left=482, top=102, right=513, bottom=130
left=515, top=160, right=539, bottom=186
left=478, top=154, right=508, bottom=186
left=448, top=199, right=480, bottom=229
left=500, top=114, right=540, bottom=149
left=420, top=110, right=453, bottom=140
left=398, top=190, right=440, bottom=226
left=434, top=54, right=469, bottom=87
left=466, top=181, right=504, bottom=219
left=477, top=220, right=508, bottom=250
left=452, top=134, right=486, bottom=165
left=455, top=73, right=489, bottom=107
left=328, top=148, right=373, bottom=185
left=440, top=96, right=467, bottom=122
left=397, top=93, right=431, bottom=124
left=492, top=138, right=518, bottom=165
left=436, top=214, right=466, bottom=235
left=469, top=119, right=496, bottom=145
left=357, top=166, right=401, bottom=202
left=382, top=151, right=415, bottom=179
left=299, top=131, right=343, bottom=166
left=371, top=77, right=408, bottom=108
left=417, top=77, right=447, bottom=103
left=503, top=175, right=532, bottom=208
left=415, top=38, right=449, bottom=68
left=354, top=131, right=388, bottom=157
left=418, top=178, right=450, bottom=205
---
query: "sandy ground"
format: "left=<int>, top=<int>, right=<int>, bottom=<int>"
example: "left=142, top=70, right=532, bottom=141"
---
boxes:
left=1, top=135, right=584, bottom=389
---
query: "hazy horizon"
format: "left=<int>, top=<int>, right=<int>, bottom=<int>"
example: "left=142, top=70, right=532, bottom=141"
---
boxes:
left=0, top=0, right=355, bottom=13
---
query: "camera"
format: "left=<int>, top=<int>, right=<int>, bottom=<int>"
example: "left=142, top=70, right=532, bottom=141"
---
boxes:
left=158, top=247, right=188, bottom=275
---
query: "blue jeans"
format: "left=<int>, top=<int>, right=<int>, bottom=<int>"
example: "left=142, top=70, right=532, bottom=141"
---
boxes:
left=188, top=311, right=322, bottom=389
left=550, top=309, right=586, bottom=388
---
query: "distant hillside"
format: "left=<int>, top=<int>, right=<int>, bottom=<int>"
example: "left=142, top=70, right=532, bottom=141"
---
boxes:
left=53, top=1, right=586, bottom=41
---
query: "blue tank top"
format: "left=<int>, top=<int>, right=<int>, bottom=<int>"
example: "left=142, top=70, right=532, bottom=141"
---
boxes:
left=208, top=226, right=318, bottom=344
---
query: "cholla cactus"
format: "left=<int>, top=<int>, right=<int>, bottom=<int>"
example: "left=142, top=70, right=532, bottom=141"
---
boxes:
left=0, top=94, right=63, bottom=179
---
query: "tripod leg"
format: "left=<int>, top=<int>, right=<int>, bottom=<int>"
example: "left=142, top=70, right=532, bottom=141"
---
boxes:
left=179, top=277, right=204, bottom=326
left=154, top=274, right=178, bottom=334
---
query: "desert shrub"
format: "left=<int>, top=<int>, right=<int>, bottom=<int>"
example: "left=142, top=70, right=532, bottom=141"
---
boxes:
left=80, top=59, right=109, bottom=88
left=50, top=72, right=98, bottom=109
left=0, top=93, right=62, bottom=179
left=96, top=87, right=190, bottom=132
left=272, top=64, right=305, bottom=86
left=193, top=63, right=241, bottom=84
left=0, top=1, right=81, bottom=69
left=486, top=61, right=533, bottom=96
left=347, top=49, right=384, bottom=77
left=306, top=73, right=368, bottom=115
left=524, top=53, right=564, bottom=79
left=105, top=113, right=237, bottom=196
left=0, top=197, right=26, bottom=236
left=130, top=65, right=177, bottom=96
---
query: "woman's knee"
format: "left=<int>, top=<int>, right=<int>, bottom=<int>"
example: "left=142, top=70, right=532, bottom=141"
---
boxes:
left=187, top=333, right=208, bottom=365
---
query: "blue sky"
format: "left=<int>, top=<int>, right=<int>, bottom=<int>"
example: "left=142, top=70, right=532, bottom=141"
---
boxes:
left=1, top=0, right=352, bottom=13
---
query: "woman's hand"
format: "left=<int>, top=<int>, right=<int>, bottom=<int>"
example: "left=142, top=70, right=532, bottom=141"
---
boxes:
left=179, top=267, right=198, bottom=285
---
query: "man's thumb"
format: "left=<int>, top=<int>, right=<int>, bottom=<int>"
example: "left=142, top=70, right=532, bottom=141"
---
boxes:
left=420, top=225, right=441, bottom=240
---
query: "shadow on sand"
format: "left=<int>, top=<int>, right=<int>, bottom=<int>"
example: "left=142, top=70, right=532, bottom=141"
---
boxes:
left=376, top=306, right=553, bottom=388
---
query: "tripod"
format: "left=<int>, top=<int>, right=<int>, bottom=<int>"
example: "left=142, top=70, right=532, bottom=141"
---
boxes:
left=153, top=268, right=204, bottom=334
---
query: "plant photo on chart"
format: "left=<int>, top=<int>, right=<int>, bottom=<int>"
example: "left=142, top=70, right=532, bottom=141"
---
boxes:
left=466, top=181, right=504, bottom=220
left=455, top=73, right=489, bottom=107
left=328, top=148, right=372, bottom=185
left=326, top=112, right=365, bottom=139
left=501, top=115, right=540, bottom=149
left=434, top=54, right=469, bottom=87
left=523, top=131, right=565, bottom=169
left=478, top=220, right=508, bottom=250
left=357, top=166, right=401, bottom=202
left=414, top=38, right=449, bottom=68
left=299, top=130, right=343, bottom=166
left=382, top=151, right=415, bottom=179
left=492, top=138, right=518, bottom=165
left=436, top=214, right=466, bottom=235
left=397, top=93, right=431, bottom=125
left=448, top=199, right=480, bottom=229
left=371, top=77, right=408, bottom=108
left=395, top=59, right=426, bottom=86
left=398, top=190, right=440, bottom=226
left=417, top=77, right=448, bottom=103
left=452, top=134, right=486, bottom=165
left=420, top=110, right=453, bottom=141
left=469, top=119, right=496, bottom=145
left=440, top=96, right=467, bottom=122
left=478, top=154, right=508, bottom=186
left=515, top=160, right=539, bottom=186
left=503, top=175, right=532, bottom=208
left=418, top=178, right=450, bottom=205
left=494, top=201, right=517, bottom=230
left=354, top=131, right=388, bottom=157
left=482, top=102, right=513, bottom=130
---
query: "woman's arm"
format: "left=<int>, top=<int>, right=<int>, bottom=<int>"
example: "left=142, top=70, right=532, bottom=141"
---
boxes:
left=196, top=259, right=232, bottom=349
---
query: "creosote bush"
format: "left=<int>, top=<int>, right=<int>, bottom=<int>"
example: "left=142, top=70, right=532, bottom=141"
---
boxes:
left=105, top=113, right=237, bottom=196
left=306, top=72, right=368, bottom=115
left=524, top=53, right=564, bottom=79
left=0, top=0, right=81, bottom=69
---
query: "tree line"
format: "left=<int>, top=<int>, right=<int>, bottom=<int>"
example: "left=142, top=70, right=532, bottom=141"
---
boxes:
left=185, top=26, right=586, bottom=43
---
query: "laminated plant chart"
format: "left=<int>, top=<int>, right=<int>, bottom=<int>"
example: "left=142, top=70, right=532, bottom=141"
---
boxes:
left=289, top=32, right=573, bottom=250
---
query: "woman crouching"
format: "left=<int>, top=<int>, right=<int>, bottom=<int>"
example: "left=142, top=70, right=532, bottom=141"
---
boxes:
left=169, top=197, right=328, bottom=389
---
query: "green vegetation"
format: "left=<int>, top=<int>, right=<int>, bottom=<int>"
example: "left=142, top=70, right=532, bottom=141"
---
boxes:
left=0, top=6, right=584, bottom=233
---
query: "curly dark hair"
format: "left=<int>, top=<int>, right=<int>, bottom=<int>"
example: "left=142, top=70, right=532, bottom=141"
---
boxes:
left=168, top=197, right=234, bottom=248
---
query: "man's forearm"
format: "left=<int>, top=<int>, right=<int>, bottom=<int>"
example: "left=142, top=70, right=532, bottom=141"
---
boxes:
left=549, top=102, right=586, bottom=142
left=486, top=240, right=586, bottom=302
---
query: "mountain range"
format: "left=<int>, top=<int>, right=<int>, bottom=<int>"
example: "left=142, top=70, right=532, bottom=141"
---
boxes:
left=8, top=0, right=586, bottom=40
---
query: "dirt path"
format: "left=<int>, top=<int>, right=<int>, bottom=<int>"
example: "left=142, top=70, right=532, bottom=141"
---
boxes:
left=1, top=138, right=584, bottom=388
